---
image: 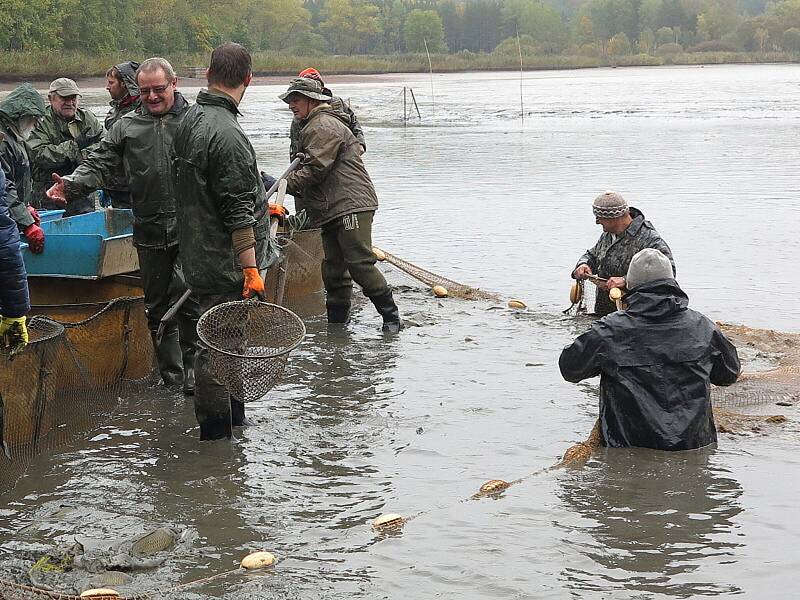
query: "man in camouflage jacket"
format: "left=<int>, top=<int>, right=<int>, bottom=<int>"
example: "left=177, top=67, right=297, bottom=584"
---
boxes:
left=28, top=78, right=103, bottom=216
left=573, top=192, right=675, bottom=316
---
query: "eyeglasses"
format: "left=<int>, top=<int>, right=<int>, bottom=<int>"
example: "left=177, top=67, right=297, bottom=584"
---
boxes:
left=139, top=85, right=170, bottom=96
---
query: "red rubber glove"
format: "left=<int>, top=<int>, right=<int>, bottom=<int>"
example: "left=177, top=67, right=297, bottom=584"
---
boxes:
left=269, top=203, right=288, bottom=223
left=242, top=267, right=265, bottom=299
left=27, top=205, right=41, bottom=226
left=24, top=223, right=45, bottom=254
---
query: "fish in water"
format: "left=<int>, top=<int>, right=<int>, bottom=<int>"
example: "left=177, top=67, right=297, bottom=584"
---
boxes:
left=129, top=527, right=179, bottom=558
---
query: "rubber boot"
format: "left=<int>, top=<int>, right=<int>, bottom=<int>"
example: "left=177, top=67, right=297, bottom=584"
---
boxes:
left=179, top=318, right=199, bottom=396
left=194, top=363, right=233, bottom=441
left=369, top=291, right=404, bottom=333
left=231, top=399, right=255, bottom=427
left=326, top=302, right=351, bottom=324
left=151, top=329, right=184, bottom=389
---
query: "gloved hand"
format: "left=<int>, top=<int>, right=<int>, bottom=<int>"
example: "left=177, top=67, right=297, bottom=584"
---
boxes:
left=242, top=267, right=265, bottom=300
left=27, top=205, right=41, bottom=226
left=0, top=316, right=29, bottom=358
left=24, top=223, right=45, bottom=254
left=75, top=131, right=103, bottom=150
left=269, top=203, right=288, bottom=224
left=260, top=172, right=277, bottom=192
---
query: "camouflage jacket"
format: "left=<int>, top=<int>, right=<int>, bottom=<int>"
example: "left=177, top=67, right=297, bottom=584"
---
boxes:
left=575, top=207, right=675, bottom=316
left=28, top=106, right=104, bottom=205
left=173, top=89, right=274, bottom=295
left=289, top=96, right=365, bottom=160
left=0, top=84, right=46, bottom=228
left=285, top=103, right=378, bottom=228
left=64, top=93, right=190, bottom=248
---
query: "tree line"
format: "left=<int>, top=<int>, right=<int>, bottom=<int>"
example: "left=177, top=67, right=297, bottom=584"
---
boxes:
left=2, top=0, right=800, bottom=59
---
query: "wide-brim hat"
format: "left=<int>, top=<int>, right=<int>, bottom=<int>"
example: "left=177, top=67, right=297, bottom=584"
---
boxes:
left=279, top=77, right=332, bottom=103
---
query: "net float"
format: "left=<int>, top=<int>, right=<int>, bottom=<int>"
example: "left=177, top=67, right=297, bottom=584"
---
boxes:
left=478, top=479, right=511, bottom=494
left=569, top=282, right=582, bottom=304
left=609, top=288, right=622, bottom=301
left=80, top=590, right=120, bottom=599
left=372, top=247, right=386, bottom=261
left=507, top=299, right=527, bottom=309
left=432, top=285, right=448, bottom=298
left=372, top=513, right=405, bottom=530
left=240, top=551, right=276, bottom=570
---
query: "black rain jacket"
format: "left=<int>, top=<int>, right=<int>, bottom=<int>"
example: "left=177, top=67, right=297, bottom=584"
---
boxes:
left=559, top=279, right=740, bottom=451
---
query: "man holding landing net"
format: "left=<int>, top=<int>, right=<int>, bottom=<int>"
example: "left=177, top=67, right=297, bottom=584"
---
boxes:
left=173, top=42, right=283, bottom=440
left=573, top=192, right=675, bottom=316
left=560, top=249, right=741, bottom=451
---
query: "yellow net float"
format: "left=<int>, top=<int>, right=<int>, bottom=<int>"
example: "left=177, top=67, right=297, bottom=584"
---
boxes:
left=240, top=551, right=276, bottom=570
left=609, top=288, right=622, bottom=301
left=372, top=513, right=405, bottom=530
left=432, top=285, right=449, bottom=298
left=80, top=590, right=120, bottom=599
left=372, top=247, right=386, bottom=261
left=507, top=299, right=527, bottom=309
left=477, top=479, right=511, bottom=495
left=569, top=282, right=582, bottom=304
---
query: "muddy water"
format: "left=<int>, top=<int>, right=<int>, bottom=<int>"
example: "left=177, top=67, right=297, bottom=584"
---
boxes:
left=1, top=65, right=799, bottom=598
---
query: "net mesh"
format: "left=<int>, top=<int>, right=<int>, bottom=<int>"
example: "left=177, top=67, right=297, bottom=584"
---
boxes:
left=196, top=301, right=306, bottom=403
left=377, top=248, right=499, bottom=300
left=263, top=229, right=326, bottom=316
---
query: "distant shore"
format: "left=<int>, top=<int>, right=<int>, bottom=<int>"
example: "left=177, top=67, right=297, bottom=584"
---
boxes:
left=0, top=50, right=795, bottom=90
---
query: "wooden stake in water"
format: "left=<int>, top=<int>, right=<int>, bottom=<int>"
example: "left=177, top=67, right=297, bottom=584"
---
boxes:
left=516, top=30, right=524, bottom=122
left=424, top=39, right=434, bottom=118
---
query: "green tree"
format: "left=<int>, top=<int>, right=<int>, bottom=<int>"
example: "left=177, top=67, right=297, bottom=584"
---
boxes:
left=782, top=26, right=800, bottom=50
left=403, top=9, right=446, bottom=52
left=320, top=0, right=382, bottom=54
left=656, top=25, right=674, bottom=43
left=502, top=0, right=569, bottom=53
left=639, top=26, right=656, bottom=51
left=608, top=30, right=632, bottom=53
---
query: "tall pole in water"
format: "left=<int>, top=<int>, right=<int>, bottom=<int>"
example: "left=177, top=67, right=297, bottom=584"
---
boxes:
left=517, top=30, right=524, bottom=123
left=424, top=39, right=434, bottom=118
left=403, top=87, right=407, bottom=125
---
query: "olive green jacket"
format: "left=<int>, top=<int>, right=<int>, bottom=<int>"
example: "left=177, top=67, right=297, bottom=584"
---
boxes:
left=285, top=103, right=378, bottom=228
left=28, top=106, right=103, bottom=205
left=63, top=93, right=190, bottom=248
left=173, top=89, right=275, bottom=295
left=289, top=96, right=365, bottom=159
left=0, top=83, right=46, bottom=228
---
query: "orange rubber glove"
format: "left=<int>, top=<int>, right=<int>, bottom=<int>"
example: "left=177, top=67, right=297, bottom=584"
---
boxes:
left=269, top=203, right=288, bottom=221
left=242, top=267, right=265, bottom=299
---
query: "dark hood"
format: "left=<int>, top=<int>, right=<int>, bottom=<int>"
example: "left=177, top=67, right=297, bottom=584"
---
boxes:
left=0, top=83, right=46, bottom=122
left=115, top=61, right=140, bottom=97
left=624, top=278, right=688, bottom=320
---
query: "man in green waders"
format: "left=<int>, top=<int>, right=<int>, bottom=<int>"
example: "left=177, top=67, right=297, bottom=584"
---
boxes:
left=173, top=42, right=285, bottom=440
left=275, top=77, right=402, bottom=332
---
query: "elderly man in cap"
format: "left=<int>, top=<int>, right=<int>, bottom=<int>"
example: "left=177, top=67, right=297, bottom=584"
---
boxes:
left=0, top=83, right=47, bottom=253
left=102, top=61, right=141, bottom=209
left=29, top=78, right=103, bottom=216
left=276, top=76, right=402, bottom=332
left=560, top=248, right=740, bottom=451
left=572, top=191, right=675, bottom=316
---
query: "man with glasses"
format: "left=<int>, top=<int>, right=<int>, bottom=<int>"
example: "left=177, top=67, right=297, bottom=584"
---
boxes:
left=29, top=78, right=103, bottom=216
left=47, top=58, right=201, bottom=395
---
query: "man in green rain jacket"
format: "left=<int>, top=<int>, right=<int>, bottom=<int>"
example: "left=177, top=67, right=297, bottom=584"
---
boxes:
left=28, top=78, right=103, bottom=216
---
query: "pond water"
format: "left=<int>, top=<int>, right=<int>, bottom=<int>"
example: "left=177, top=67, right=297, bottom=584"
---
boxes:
left=1, top=64, right=798, bottom=599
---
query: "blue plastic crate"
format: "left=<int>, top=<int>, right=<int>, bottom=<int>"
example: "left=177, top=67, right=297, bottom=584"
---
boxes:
left=22, top=209, right=138, bottom=279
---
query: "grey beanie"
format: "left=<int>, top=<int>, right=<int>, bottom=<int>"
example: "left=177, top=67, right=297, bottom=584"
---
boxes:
left=592, top=191, right=629, bottom=219
left=626, top=248, right=673, bottom=289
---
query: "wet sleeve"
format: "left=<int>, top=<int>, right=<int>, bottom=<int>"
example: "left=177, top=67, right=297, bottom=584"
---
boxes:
left=0, top=148, right=33, bottom=228
left=346, top=105, right=366, bottom=150
left=285, top=124, right=344, bottom=195
left=0, top=208, right=30, bottom=318
left=710, top=328, right=740, bottom=386
left=208, top=131, right=259, bottom=233
left=79, top=112, right=106, bottom=159
left=63, top=120, right=124, bottom=200
left=289, top=119, right=301, bottom=160
left=27, top=126, right=81, bottom=172
left=559, top=327, right=603, bottom=383
left=574, top=239, right=600, bottom=276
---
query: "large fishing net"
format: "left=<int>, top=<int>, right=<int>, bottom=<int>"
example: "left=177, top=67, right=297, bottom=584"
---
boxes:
left=0, top=295, right=156, bottom=494
left=262, top=229, right=325, bottom=316
left=196, top=300, right=306, bottom=403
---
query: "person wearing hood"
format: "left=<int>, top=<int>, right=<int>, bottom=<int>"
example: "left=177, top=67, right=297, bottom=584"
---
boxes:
left=28, top=78, right=104, bottom=216
left=46, top=58, right=200, bottom=395
left=102, top=61, right=141, bottom=209
left=275, top=77, right=402, bottom=333
left=0, top=166, right=30, bottom=358
left=0, top=83, right=47, bottom=253
left=572, top=192, right=675, bottom=316
left=559, top=248, right=741, bottom=451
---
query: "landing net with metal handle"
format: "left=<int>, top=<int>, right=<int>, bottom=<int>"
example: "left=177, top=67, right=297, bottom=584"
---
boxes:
left=196, top=300, right=305, bottom=403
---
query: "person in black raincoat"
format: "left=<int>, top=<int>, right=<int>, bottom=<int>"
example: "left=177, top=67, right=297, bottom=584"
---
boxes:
left=102, top=60, right=141, bottom=208
left=0, top=165, right=30, bottom=358
left=559, top=248, right=740, bottom=451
